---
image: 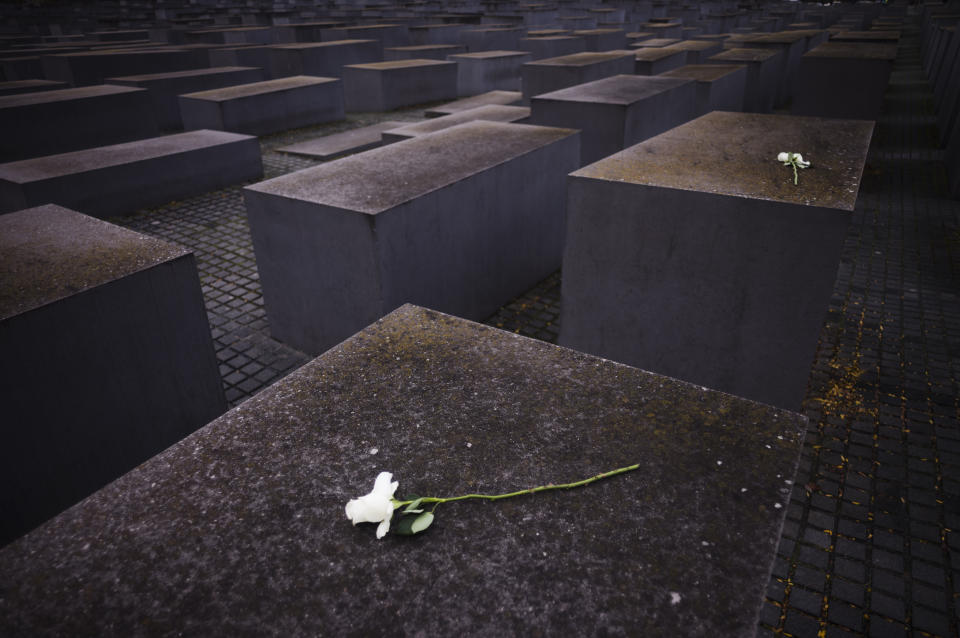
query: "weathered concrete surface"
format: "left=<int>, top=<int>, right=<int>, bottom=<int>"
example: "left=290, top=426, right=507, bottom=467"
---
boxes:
left=791, top=42, right=897, bottom=120
left=179, top=76, right=344, bottom=135
left=633, top=45, right=688, bottom=75
left=342, top=59, right=458, bottom=111
left=424, top=89, right=521, bottom=117
left=0, top=85, right=159, bottom=162
left=266, top=39, right=381, bottom=78
left=381, top=104, right=529, bottom=143
left=0, top=204, right=225, bottom=545
left=706, top=47, right=784, bottom=113
left=243, top=120, right=579, bottom=355
left=0, top=129, right=262, bottom=216
left=385, top=44, right=467, bottom=60
left=0, top=79, right=67, bottom=96
left=448, top=49, right=531, bottom=96
left=517, top=35, right=587, bottom=60
left=40, top=48, right=198, bottom=86
left=0, top=304, right=806, bottom=636
left=530, top=74, right=697, bottom=166
left=520, top=50, right=635, bottom=100
left=669, top=39, right=724, bottom=64
left=277, top=121, right=408, bottom=159
left=106, top=66, right=265, bottom=130
left=560, top=111, right=875, bottom=410
left=659, top=64, right=748, bottom=115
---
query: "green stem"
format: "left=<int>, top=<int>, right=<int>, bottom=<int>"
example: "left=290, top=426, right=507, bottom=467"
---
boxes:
left=792, top=161, right=799, bottom=185
left=394, top=463, right=640, bottom=509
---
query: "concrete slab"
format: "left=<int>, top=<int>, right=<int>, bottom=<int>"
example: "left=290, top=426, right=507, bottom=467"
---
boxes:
left=560, top=111, right=875, bottom=410
left=266, top=40, right=381, bottom=79
left=572, top=28, right=628, bottom=51
left=530, top=74, right=697, bottom=166
left=791, top=41, right=897, bottom=120
left=0, top=79, right=68, bottom=96
left=106, top=66, right=265, bottom=130
left=520, top=50, right=635, bottom=100
left=179, top=76, right=344, bottom=135
left=460, top=27, right=524, bottom=52
left=40, top=48, right=198, bottom=86
left=0, top=303, right=807, bottom=635
left=0, top=85, right=159, bottom=163
left=705, top=47, right=783, bottom=113
left=424, top=89, right=522, bottom=117
left=385, top=44, right=467, bottom=60
left=381, top=104, right=530, bottom=143
left=517, top=35, right=588, bottom=60
left=668, top=39, right=724, bottom=64
left=277, top=121, right=408, bottom=159
left=0, top=204, right=225, bottom=545
left=342, top=59, right=458, bottom=112
left=633, top=45, right=689, bottom=75
left=448, top=50, right=531, bottom=96
left=658, top=64, right=748, bottom=114
left=243, top=120, right=579, bottom=355
left=0, top=129, right=263, bottom=217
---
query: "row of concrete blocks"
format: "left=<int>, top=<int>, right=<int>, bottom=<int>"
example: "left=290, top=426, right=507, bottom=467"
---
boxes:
left=919, top=10, right=960, bottom=199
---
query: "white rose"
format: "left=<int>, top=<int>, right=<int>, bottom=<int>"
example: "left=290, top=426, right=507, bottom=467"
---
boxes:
left=345, top=471, right=399, bottom=539
left=794, top=153, right=810, bottom=168
left=777, top=152, right=789, bottom=163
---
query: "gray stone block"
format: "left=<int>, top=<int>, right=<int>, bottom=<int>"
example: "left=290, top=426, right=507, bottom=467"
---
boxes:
left=409, top=23, right=470, bottom=45
left=460, top=27, right=524, bottom=52
left=243, top=120, right=579, bottom=355
left=516, top=35, right=588, bottom=60
left=530, top=74, right=697, bottom=166
left=207, top=45, right=275, bottom=77
left=0, top=79, right=67, bottom=96
left=521, top=50, right=636, bottom=100
left=179, top=76, right=344, bottom=135
left=448, top=50, right=531, bottom=96
left=706, top=47, right=783, bottom=113
left=424, top=89, right=522, bottom=117
left=791, top=42, right=896, bottom=120
left=107, top=66, right=265, bottom=130
left=0, top=85, right=159, bottom=163
left=381, top=105, right=530, bottom=143
left=270, top=21, right=347, bottom=44
left=342, top=59, right=457, bottom=112
left=739, top=31, right=809, bottom=107
left=322, top=23, right=410, bottom=49
left=670, top=39, right=724, bottom=64
left=0, top=129, right=263, bottom=217
left=277, top=121, right=408, bottom=159
left=560, top=111, right=875, bottom=411
left=40, top=48, right=198, bottom=86
left=633, top=45, right=689, bottom=75
left=572, top=28, right=629, bottom=51
left=385, top=44, right=467, bottom=61
left=0, top=303, right=807, bottom=635
left=659, top=64, right=748, bottom=115
left=266, top=40, right=381, bottom=79
left=0, top=204, right=225, bottom=545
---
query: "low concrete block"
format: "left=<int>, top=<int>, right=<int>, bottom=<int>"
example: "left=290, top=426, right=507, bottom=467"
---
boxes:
left=107, top=66, right=265, bottom=130
left=277, top=121, right=409, bottom=159
left=0, top=85, right=159, bottom=163
left=659, top=64, right=748, bottom=115
left=530, top=74, right=697, bottom=166
left=572, top=28, right=628, bottom=51
left=670, top=39, right=724, bottom=64
left=322, top=23, right=410, bottom=50
left=560, top=111, right=875, bottom=410
left=409, top=23, right=469, bottom=45
left=448, top=50, right=531, bottom=96
left=342, top=59, right=457, bottom=112
left=739, top=31, right=809, bottom=106
left=706, top=47, right=783, bottom=113
left=384, top=44, right=467, bottom=60
left=633, top=45, right=689, bottom=75
left=0, top=204, right=225, bottom=545
left=0, top=302, right=807, bottom=634
left=0, top=79, right=68, bottom=96
left=243, top=120, right=579, bottom=355
left=180, top=76, right=344, bottom=135
left=424, top=89, right=522, bottom=117
left=267, top=40, right=381, bottom=79
left=791, top=41, right=897, bottom=120
left=208, top=45, right=274, bottom=77
left=0, top=129, right=263, bottom=217
left=41, top=48, right=198, bottom=86
left=521, top=50, right=635, bottom=100
left=631, top=37, right=682, bottom=48
left=460, top=27, right=524, bottom=52
left=381, top=105, right=530, bottom=143
left=516, top=35, right=588, bottom=60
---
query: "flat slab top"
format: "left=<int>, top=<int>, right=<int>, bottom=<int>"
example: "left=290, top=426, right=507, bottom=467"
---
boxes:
left=278, top=121, right=408, bottom=158
left=572, top=28, right=626, bottom=35
left=386, top=44, right=463, bottom=51
left=269, top=39, right=378, bottom=50
left=386, top=104, right=530, bottom=136
left=745, top=31, right=808, bottom=45
left=659, top=63, right=747, bottom=82
left=0, top=304, right=807, bottom=636
left=804, top=41, right=898, bottom=60
left=527, top=49, right=634, bottom=66
left=831, top=30, right=901, bottom=41
left=0, top=83, right=144, bottom=108
left=671, top=40, right=721, bottom=51
left=425, top=89, right=521, bottom=115
left=449, top=49, right=529, bottom=59
left=344, top=58, right=455, bottom=71
left=708, top=46, right=782, bottom=62
left=105, top=65, right=258, bottom=82
left=535, top=74, right=693, bottom=105
left=180, top=75, right=339, bottom=101
left=0, top=129, right=256, bottom=182
left=245, top=120, right=576, bottom=215
left=0, top=205, right=188, bottom=320
left=634, top=45, right=688, bottom=61
left=573, top=111, right=874, bottom=211
left=632, top=37, right=681, bottom=47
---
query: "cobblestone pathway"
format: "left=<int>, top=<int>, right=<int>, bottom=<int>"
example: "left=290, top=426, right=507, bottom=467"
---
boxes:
left=108, top=18, right=960, bottom=636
